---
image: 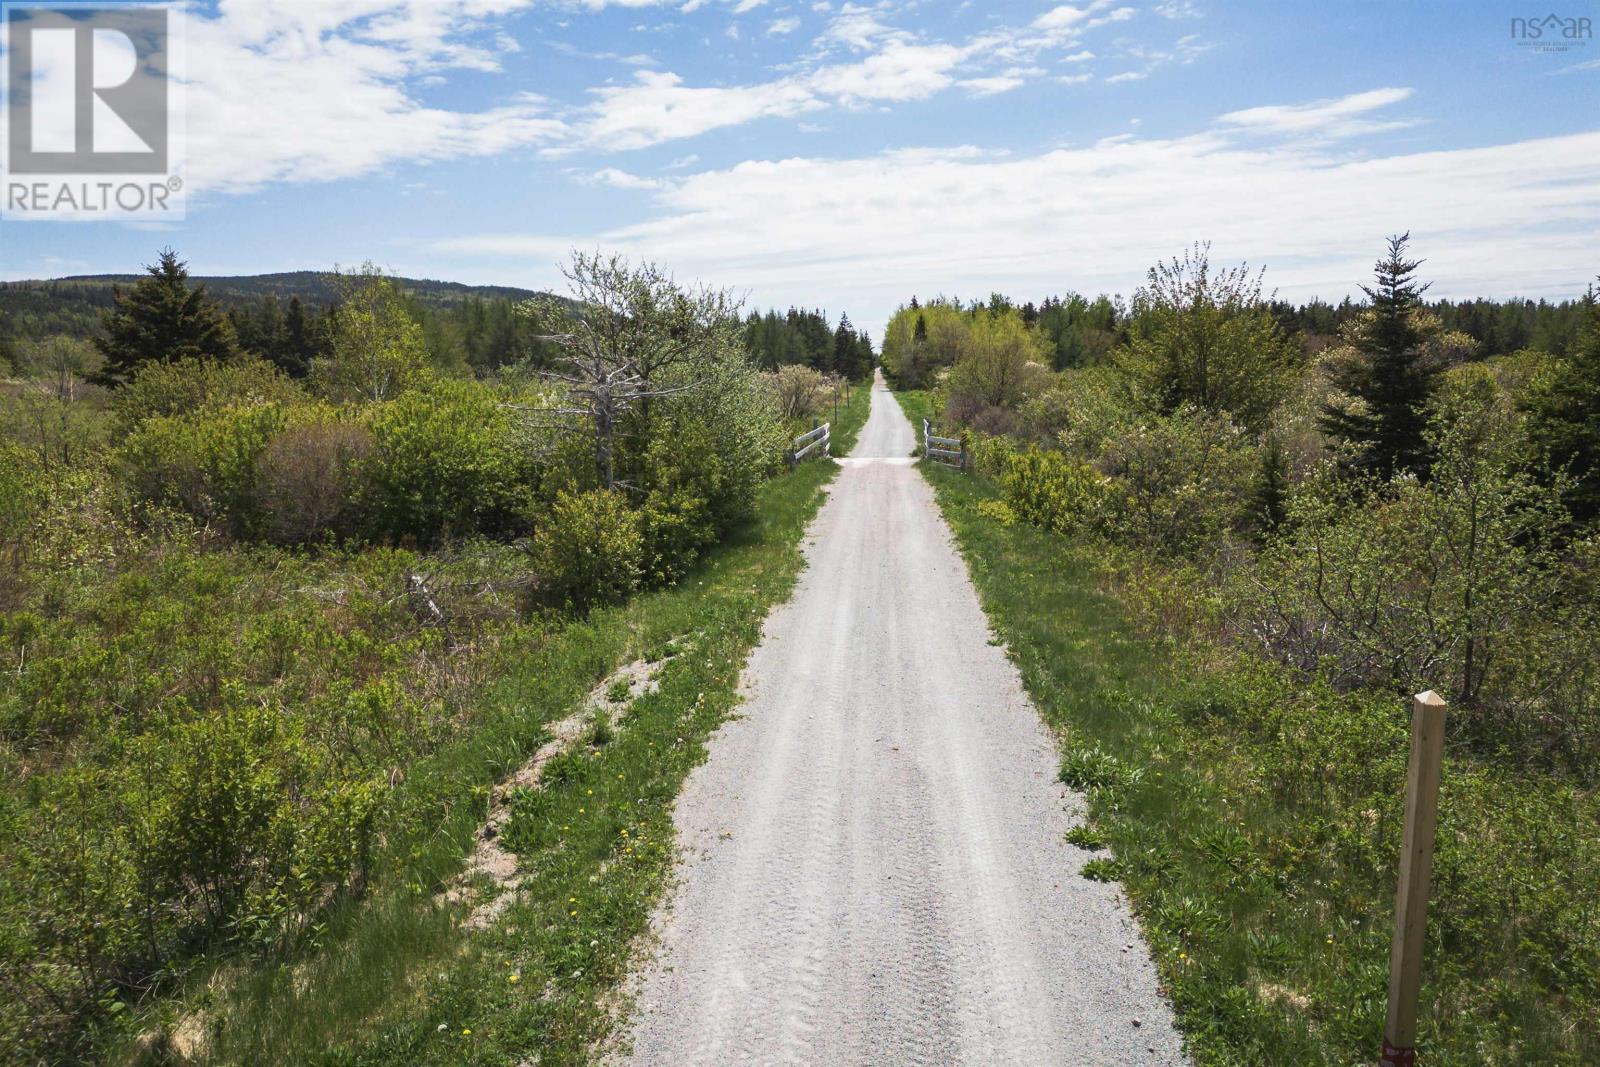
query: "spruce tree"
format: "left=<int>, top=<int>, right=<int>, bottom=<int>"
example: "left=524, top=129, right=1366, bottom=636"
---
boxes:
left=1320, top=233, right=1443, bottom=479
left=93, top=249, right=241, bottom=385
left=280, top=296, right=316, bottom=377
left=1528, top=282, right=1600, bottom=523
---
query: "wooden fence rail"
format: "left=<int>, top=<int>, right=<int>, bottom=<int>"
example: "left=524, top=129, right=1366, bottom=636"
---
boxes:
left=923, top=418, right=967, bottom=472
left=789, top=422, right=831, bottom=467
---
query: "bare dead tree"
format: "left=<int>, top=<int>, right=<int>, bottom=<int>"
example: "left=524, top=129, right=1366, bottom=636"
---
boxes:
left=519, top=252, right=744, bottom=490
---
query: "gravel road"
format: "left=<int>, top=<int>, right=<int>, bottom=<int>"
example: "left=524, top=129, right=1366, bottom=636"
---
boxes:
left=615, top=373, right=1187, bottom=1066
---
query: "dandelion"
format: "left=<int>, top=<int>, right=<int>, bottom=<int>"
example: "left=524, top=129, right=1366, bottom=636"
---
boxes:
left=508, top=973, right=521, bottom=984
left=462, top=1028, right=472, bottom=1037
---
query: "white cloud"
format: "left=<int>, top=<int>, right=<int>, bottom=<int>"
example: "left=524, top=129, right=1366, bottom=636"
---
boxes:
left=769, top=17, right=801, bottom=35
left=586, top=166, right=666, bottom=188
left=429, top=117, right=1600, bottom=334
left=182, top=1, right=568, bottom=193
left=1218, top=87, right=1418, bottom=139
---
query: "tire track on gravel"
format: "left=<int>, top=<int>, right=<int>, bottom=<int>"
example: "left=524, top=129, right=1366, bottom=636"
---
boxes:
left=615, top=372, right=1189, bottom=1066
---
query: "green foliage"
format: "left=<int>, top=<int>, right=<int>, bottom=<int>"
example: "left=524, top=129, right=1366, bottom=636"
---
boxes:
left=115, top=354, right=303, bottom=424
left=1526, top=283, right=1600, bottom=523
left=1064, top=823, right=1107, bottom=850
left=1244, top=375, right=1578, bottom=753
left=879, top=300, right=970, bottom=388
left=942, top=308, right=1049, bottom=432
left=119, top=402, right=290, bottom=537
left=527, top=489, right=643, bottom=612
left=1097, top=406, right=1256, bottom=557
left=1118, top=243, right=1300, bottom=434
left=257, top=415, right=372, bottom=545
left=94, top=249, right=243, bottom=386
left=1079, top=857, right=1123, bottom=882
left=0, top=529, right=538, bottom=1060
left=1320, top=234, right=1470, bottom=479
left=311, top=265, right=431, bottom=404
left=997, top=445, right=1109, bottom=536
left=358, top=378, right=530, bottom=545
left=924, top=465, right=1600, bottom=1065
left=1060, top=744, right=1143, bottom=792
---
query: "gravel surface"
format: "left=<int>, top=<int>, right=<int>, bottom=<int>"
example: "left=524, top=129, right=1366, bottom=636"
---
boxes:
left=615, top=374, right=1187, bottom=1066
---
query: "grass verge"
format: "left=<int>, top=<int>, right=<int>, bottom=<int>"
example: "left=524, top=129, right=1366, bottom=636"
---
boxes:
left=120, top=459, right=841, bottom=1067
left=826, top=377, right=872, bottom=457
left=916, top=460, right=1600, bottom=1066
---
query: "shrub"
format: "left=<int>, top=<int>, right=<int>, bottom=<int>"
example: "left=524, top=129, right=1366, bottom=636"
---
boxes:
left=1235, top=382, right=1576, bottom=758
left=115, top=355, right=303, bottom=425
left=526, top=489, right=642, bottom=612
left=118, top=402, right=289, bottom=536
left=358, top=378, right=531, bottom=545
left=257, top=417, right=372, bottom=545
left=0, top=443, right=37, bottom=607
left=1000, top=446, right=1110, bottom=537
left=768, top=364, right=828, bottom=423
left=1097, top=406, right=1255, bottom=557
left=634, top=355, right=784, bottom=545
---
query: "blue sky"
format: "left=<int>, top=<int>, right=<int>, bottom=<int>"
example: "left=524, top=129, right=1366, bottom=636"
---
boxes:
left=2, top=0, right=1597, bottom=333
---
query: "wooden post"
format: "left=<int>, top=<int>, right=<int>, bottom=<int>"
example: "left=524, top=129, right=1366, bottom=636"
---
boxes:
left=1381, top=691, right=1447, bottom=1067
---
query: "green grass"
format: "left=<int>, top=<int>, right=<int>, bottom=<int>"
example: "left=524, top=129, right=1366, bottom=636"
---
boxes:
left=916, top=460, right=1600, bottom=1066
left=826, top=376, right=873, bottom=456
left=889, top=388, right=935, bottom=445
left=115, top=460, right=841, bottom=1067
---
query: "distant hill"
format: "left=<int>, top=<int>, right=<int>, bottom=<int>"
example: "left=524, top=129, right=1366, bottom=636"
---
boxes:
left=0, top=271, right=549, bottom=343
left=50, top=271, right=544, bottom=306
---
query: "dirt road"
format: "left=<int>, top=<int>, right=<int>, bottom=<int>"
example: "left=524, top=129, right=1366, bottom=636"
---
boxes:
left=616, top=373, right=1186, bottom=1065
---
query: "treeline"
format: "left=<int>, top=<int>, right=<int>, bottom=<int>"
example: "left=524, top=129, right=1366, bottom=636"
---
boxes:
left=0, top=274, right=553, bottom=379
left=881, top=285, right=1588, bottom=385
left=743, top=306, right=875, bottom=380
left=0, top=249, right=797, bottom=1061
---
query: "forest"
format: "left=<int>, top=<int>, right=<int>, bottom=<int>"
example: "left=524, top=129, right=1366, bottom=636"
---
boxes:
left=886, top=236, right=1600, bottom=1063
left=0, top=250, right=871, bottom=1063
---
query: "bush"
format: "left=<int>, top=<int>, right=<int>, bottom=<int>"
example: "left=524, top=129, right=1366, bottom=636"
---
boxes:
left=358, top=378, right=531, bottom=545
left=118, top=402, right=289, bottom=536
left=257, top=417, right=372, bottom=545
left=768, top=364, right=828, bottom=424
left=526, top=489, right=642, bottom=612
left=1236, top=383, right=1578, bottom=760
left=0, top=443, right=38, bottom=607
left=115, top=355, right=303, bottom=425
left=999, top=446, right=1110, bottom=536
left=1097, top=406, right=1255, bottom=557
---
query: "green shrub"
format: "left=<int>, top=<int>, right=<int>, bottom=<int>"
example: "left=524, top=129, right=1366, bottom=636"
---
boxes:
left=1097, top=405, right=1255, bottom=556
left=527, top=489, right=642, bottom=613
left=0, top=443, right=38, bottom=607
left=114, top=355, right=303, bottom=425
left=358, top=378, right=531, bottom=545
left=118, top=402, right=289, bottom=536
left=1001, top=446, right=1109, bottom=536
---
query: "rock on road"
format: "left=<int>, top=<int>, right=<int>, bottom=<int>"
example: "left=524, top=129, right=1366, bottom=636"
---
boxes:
left=615, top=373, right=1187, bottom=1066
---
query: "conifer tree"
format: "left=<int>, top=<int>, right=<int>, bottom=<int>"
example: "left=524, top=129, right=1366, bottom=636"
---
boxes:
left=1528, top=282, right=1600, bottom=522
left=1320, top=234, right=1446, bottom=479
left=281, top=296, right=317, bottom=377
left=93, top=249, right=241, bottom=385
